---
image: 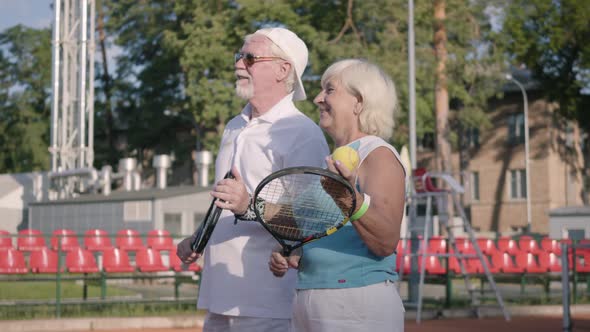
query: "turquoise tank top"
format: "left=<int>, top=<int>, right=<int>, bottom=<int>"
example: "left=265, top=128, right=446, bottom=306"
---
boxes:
left=296, top=136, right=405, bottom=289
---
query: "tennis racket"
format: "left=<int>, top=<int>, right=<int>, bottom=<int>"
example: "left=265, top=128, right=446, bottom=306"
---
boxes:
left=253, top=166, right=357, bottom=256
left=190, top=171, right=234, bottom=254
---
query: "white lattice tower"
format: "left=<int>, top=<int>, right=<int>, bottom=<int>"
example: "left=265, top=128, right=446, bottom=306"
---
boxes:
left=49, top=0, right=96, bottom=197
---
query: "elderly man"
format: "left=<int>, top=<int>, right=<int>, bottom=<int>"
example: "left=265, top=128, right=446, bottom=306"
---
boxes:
left=177, top=28, right=329, bottom=332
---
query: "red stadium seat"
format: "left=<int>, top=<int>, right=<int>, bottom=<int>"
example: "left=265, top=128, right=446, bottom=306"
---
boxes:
left=540, top=237, right=562, bottom=255
left=84, top=229, right=113, bottom=252
left=447, top=256, right=463, bottom=274
left=497, top=236, right=521, bottom=255
left=420, top=256, right=446, bottom=275
left=169, top=249, right=202, bottom=272
left=0, top=248, right=28, bottom=274
left=147, top=229, right=175, bottom=251
left=51, top=229, right=80, bottom=252
left=578, top=239, right=590, bottom=255
left=116, top=229, right=144, bottom=251
left=0, top=230, right=13, bottom=250
left=477, top=238, right=498, bottom=255
left=396, top=240, right=404, bottom=255
left=492, top=252, right=524, bottom=273
left=538, top=252, right=562, bottom=273
left=65, top=248, right=99, bottom=273
left=398, top=255, right=411, bottom=275
left=472, top=254, right=501, bottom=274
left=455, top=237, right=476, bottom=254
left=17, top=229, right=46, bottom=251
left=30, top=247, right=62, bottom=273
left=515, top=252, right=546, bottom=273
left=518, top=235, right=543, bottom=254
left=136, top=248, right=168, bottom=272
left=428, top=236, right=447, bottom=254
left=102, top=248, right=135, bottom=273
left=573, top=253, right=590, bottom=273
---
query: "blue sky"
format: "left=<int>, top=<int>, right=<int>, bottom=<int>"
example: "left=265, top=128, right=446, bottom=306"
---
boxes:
left=0, top=1, right=53, bottom=31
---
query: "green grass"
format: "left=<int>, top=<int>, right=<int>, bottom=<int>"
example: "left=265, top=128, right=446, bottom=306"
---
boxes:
left=0, top=302, right=202, bottom=320
left=0, top=281, right=135, bottom=300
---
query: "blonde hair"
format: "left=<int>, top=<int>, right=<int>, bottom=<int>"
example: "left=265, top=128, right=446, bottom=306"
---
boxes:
left=321, top=59, right=398, bottom=139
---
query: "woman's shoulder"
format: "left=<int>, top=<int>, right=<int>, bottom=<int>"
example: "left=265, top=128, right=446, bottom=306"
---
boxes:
left=355, top=136, right=397, bottom=156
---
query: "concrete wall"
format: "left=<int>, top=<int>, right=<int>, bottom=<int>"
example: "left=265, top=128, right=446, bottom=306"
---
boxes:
left=548, top=207, right=590, bottom=239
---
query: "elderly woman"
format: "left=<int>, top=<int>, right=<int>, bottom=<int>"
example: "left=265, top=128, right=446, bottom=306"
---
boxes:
left=269, top=59, right=406, bottom=332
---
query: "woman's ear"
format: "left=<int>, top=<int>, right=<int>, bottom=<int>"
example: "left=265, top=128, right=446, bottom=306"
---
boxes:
left=354, top=98, right=363, bottom=115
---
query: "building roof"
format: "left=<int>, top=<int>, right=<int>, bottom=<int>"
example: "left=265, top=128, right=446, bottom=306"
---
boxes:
left=30, top=185, right=211, bottom=206
left=548, top=206, right=590, bottom=216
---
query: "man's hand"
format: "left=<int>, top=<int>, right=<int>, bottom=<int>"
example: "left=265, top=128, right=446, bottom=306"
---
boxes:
left=176, top=235, right=201, bottom=264
left=211, top=167, right=250, bottom=215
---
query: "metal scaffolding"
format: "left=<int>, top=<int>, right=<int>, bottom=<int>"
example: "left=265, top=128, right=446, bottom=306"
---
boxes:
left=49, top=0, right=96, bottom=198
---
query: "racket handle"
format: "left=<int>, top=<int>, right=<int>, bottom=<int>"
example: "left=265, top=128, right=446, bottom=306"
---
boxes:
left=281, top=247, right=292, bottom=257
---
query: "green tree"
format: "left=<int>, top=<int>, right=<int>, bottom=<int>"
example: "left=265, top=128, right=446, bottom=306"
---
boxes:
left=501, top=0, right=590, bottom=202
left=99, top=0, right=504, bottom=182
left=0, top=25, right=52, bottom=173
left=101, top=0, right=192, bottom=172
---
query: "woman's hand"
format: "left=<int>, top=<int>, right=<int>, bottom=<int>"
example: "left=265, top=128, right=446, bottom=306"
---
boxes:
left=325, top=155, right=356, bottom=186
left=268, top=247, right=301, bottom=277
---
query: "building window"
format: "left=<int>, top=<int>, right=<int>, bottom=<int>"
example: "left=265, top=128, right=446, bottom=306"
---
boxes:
left=123, top=201, right=152, bottom=221
left=465, top=128, right=480, bottom=148
left=508, top=113, right=525, bottom=144
left=509, top=169, right=527, bottom=199
left=471, top=171, right=480, bottom=201
left=567, top=229, right=586, bottom=241
left=164, top=213, right=182, bottom=236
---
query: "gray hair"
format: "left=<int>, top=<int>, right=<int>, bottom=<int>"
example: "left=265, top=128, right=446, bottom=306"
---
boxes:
left=243, top=32, right=296, bottom=94
left=321, top=59, right=398, bottom=139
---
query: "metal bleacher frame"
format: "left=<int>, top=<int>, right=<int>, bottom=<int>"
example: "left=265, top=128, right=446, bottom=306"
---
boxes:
left=400, top=168, right=510, bottom=322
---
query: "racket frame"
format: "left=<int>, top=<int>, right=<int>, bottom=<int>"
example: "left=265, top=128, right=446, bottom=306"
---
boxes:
left=252, top=166, right=356, bottom=256
left=190, top=171, right=234, bottom=253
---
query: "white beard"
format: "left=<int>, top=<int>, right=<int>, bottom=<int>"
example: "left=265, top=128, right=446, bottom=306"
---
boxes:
left=236, top=80, right=254, bottom=100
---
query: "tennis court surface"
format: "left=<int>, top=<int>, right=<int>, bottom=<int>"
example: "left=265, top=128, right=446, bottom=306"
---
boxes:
left=77, top=314, right=590, bottom=332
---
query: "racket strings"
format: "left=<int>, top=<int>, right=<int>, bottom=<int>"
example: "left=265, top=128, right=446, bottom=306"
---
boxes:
left=259, top=173, right=354, bottom=241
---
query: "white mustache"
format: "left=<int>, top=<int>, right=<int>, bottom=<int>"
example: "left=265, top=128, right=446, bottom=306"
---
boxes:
left=235, top=71, right=251, bottom=80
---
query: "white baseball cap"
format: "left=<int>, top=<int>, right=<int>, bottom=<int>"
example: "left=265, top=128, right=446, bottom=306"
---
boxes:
left=254, top=28, right=308, bottom=101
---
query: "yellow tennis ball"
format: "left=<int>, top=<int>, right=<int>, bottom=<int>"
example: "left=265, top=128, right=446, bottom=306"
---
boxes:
left=331, top=146, right=360, bottom=171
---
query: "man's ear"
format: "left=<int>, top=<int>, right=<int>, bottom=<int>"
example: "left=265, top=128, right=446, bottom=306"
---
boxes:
left=276, top=61, right=292, bottom=82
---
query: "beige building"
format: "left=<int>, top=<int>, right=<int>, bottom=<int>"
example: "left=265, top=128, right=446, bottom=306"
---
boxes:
left=418, top=73, right=587, bottom=235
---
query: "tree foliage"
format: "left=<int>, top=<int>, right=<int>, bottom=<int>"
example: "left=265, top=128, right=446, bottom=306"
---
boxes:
left=0, top=0, right=507, bottom=176
left=501, top=0, right=590, bottom=130
left=0, top=25, right=52, bottom=173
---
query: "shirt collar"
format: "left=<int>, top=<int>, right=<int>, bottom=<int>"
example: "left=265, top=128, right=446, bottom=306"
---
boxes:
left=239, top=92, right=296, bottom=124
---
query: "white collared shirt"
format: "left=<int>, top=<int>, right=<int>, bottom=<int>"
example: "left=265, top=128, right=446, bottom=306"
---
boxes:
left=198, top=93, right=329, bottom=319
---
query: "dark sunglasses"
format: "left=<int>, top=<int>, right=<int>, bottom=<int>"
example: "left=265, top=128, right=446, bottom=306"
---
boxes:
left=234, top=52, right=283, bottom=67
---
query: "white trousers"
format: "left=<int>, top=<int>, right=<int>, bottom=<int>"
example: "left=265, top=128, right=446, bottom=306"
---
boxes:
left=203, top=311, right=290, bottom=332
left=291, top=280, right=405, bottom=332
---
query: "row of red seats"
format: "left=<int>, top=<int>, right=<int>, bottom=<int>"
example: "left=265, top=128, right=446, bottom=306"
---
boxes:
left=406, top=235, right=590, bottom=256
left=396, top=236, right=590, bottom=275
left=397, top=250, right=590, bottom=275
left=0, top=246, right=200, bottom=275
left=0, top=229, right=176, bottom=252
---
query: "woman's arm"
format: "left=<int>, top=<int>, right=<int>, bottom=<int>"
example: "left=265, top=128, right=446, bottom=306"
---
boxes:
left=329, top=147, right=405, bottom=257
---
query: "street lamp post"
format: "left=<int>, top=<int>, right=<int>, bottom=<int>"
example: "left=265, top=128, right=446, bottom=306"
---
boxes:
left=506, top=74, right=532, bottom=233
